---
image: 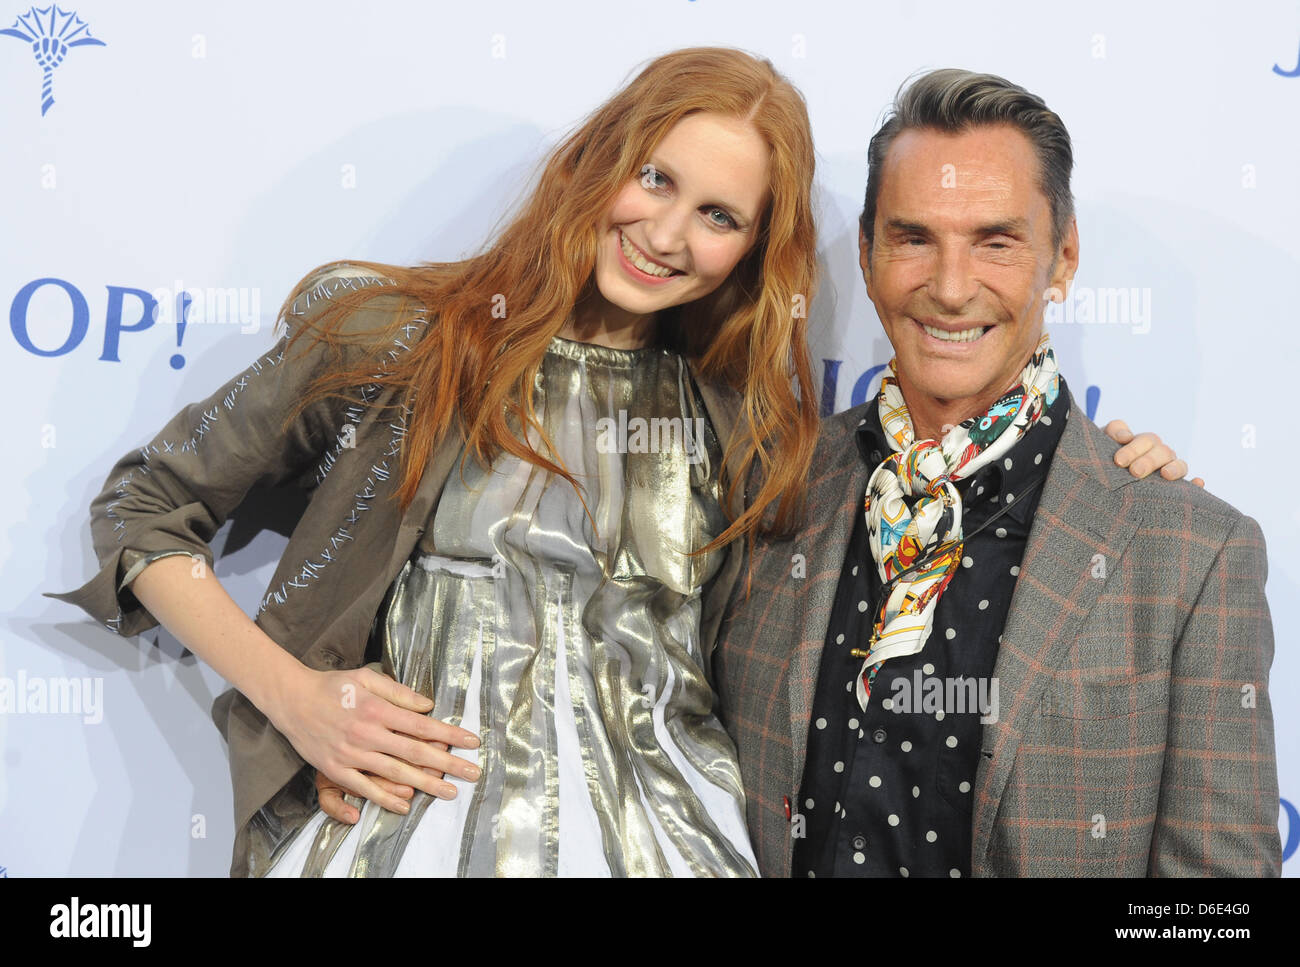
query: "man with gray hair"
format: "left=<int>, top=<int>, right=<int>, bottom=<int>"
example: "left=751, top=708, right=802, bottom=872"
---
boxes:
left=714, top=69, right=1280, bottom=877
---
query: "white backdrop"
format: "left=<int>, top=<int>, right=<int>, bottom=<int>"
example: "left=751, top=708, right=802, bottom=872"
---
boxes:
left=3, top=0, right=1296, bottom=876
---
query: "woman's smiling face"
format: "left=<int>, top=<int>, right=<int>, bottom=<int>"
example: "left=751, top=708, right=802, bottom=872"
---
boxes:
left=591, top=112, right=771, bottom=320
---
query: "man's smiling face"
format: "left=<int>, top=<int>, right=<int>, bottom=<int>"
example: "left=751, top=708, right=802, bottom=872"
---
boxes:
left=861, top=123, right=1078, bottom=424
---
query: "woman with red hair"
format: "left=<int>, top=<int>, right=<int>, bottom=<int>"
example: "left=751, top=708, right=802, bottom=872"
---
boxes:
left=175, top=46, right=817, bottom=877
left=269, top=46, right=824, bottom=877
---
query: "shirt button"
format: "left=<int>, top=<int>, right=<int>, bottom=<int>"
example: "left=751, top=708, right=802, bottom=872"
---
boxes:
left=872, top=728, right=888, bottom=744
left=852, top=834, right=866, bottom=850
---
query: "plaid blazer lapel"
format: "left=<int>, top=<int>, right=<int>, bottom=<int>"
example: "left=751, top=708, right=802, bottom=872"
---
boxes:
left=787, top=409, right=875, bottom=801
left=970, top=401, right=1140, bottom=874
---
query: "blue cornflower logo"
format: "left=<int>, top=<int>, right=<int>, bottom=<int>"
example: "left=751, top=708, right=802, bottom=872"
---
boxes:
left=1, top=5, right=105, bottom=115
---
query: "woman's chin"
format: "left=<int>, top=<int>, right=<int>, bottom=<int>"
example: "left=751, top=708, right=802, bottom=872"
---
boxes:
left=594, top=274, right=682, bottom=316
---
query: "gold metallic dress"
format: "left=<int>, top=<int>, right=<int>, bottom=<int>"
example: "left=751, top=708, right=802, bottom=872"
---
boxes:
left=265, top=335, right=758, bottom=876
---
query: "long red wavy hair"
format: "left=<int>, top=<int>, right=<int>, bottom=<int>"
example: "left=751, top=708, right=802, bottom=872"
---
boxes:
left=278, top=46, right=820, bottom=556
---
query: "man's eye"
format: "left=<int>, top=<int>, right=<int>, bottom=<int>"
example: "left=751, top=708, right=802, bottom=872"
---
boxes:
left=905, top=236, right=927, bottom=245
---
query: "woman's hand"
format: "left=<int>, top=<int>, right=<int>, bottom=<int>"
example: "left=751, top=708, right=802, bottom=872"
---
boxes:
left=1104, top=420, right=1205, bottom=488
left=266, top=664, right=481, bottom=816
left=315, top=763, right=442, bottom=824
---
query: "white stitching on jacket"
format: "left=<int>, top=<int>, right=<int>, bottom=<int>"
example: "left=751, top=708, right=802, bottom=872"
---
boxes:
left=254, top=276, right=428, bottom=619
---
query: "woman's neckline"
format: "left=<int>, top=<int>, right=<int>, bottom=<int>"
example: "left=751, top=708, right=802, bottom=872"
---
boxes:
left=546, top=333, right=672, bottom=367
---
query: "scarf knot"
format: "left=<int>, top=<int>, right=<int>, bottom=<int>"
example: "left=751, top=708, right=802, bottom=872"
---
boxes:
left=854, top=332, right=1059, bottom=712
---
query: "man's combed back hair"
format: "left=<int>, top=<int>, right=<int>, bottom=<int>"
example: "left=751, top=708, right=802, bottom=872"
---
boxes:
left=860, top=68, right=1075, bottom=252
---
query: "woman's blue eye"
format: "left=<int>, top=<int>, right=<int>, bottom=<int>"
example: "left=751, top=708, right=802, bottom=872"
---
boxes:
left=638, top=166, right=735, bottom=229
left=707, top=207, right=736, bottom=229
left=640, top=164, right=667, bottom=189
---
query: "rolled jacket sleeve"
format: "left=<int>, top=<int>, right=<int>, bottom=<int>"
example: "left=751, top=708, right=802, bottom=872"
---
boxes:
left=44, top=264, right=408, bottom=638
left=116, top=547, right=202, bottom=614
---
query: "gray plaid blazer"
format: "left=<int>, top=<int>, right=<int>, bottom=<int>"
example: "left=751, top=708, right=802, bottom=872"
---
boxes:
left=715, top=401, right=1282, bottom=877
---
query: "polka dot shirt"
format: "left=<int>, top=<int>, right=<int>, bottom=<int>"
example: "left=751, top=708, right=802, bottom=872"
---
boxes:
left=791, top=379, right=1070, bottom=877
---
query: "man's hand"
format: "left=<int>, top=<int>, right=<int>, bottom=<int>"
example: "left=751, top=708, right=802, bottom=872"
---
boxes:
left=1104, top=419, right=1205, bottom=488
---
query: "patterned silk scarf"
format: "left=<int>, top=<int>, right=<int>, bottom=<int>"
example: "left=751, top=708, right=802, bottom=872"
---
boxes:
left=854, top=332, right=1060, bottom=712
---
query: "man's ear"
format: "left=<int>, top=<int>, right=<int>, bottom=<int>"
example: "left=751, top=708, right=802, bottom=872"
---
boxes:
left=1048, top=217, right=1080, bottom=299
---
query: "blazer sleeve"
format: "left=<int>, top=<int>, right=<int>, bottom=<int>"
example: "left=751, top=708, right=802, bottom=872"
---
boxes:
left=43, top=264, right=407, bottom=638
left=1149, top=512, right=1282, bottom=876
